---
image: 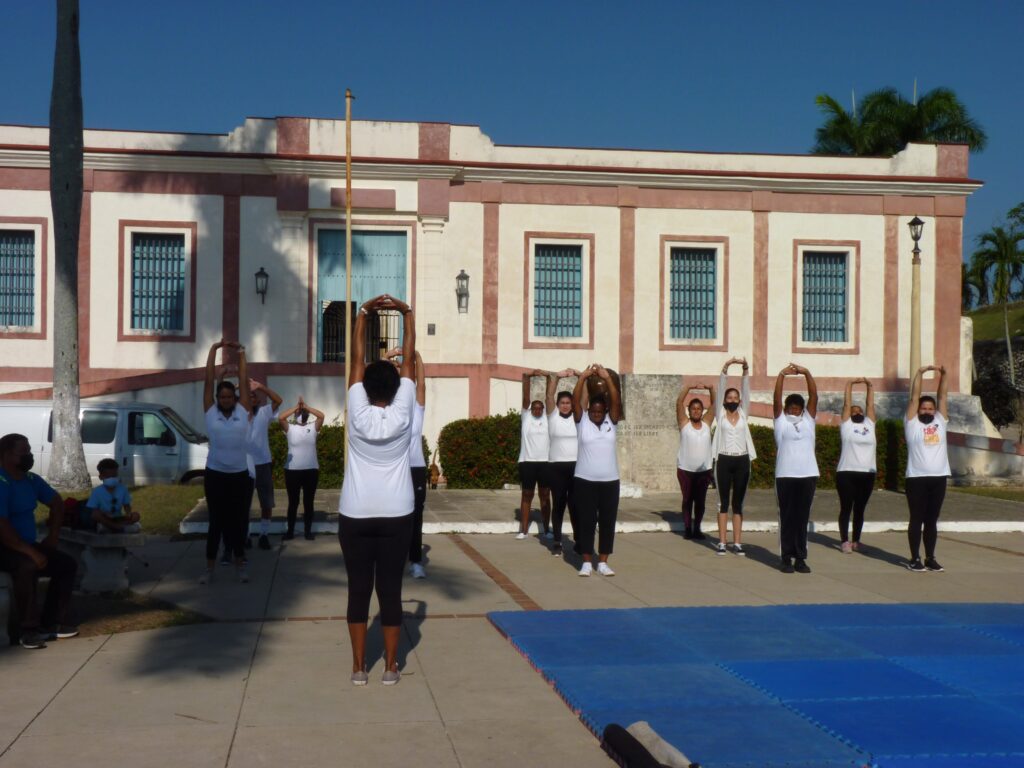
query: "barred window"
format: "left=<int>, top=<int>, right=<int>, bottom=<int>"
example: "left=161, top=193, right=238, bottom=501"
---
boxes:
left=131, top=233, right=186, bottom=331
left=0, top=230, right=35, bottom=327
left=802, top=251, right=848, bottom=343
left=533, top=244, right=582, bottom=337
left=669, top=247, right=716, bottom=339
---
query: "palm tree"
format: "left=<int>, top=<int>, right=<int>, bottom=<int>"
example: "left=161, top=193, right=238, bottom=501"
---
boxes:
left=973, top=227, right=1024, bottom=386
left=48, top=0, right=90, bottom=489
left=962, top=261, right=986, bottom=312
left=813, top=86, right=987, bottom=156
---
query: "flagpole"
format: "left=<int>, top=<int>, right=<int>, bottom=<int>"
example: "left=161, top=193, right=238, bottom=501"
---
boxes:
left=343, top=88, right=354, bottom=467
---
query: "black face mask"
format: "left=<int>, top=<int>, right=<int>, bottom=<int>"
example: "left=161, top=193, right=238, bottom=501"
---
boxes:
left=851, top=414, right=865, bottom=424
left=17, top=453, right=34, bottom=472
left=918, top=413, right=935, bottom=425
left=724, top=402, right=739, bottom=413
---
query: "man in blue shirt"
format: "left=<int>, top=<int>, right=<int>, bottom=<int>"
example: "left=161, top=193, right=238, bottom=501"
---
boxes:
left=0, top=433, right=78, bottom=649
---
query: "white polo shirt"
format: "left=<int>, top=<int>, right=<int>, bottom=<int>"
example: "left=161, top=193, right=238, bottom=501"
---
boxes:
left=408, top=403, right=426, bottom=469
left=518, top=409, right=550, bottom=463
left=838, top=418, right=877, bottom=473
left=204, top=403, right=250, bottom=473
left=773, top=412, right=819, bottom=479
left=548, top=411, right=578, bottom=463
left=340, top=378, right=415, bottom=518
left=575, top=416, right=619, bottom=482
left=247, top=403, right=278, bottom=466
left=905, top=413, right=951, bottom=478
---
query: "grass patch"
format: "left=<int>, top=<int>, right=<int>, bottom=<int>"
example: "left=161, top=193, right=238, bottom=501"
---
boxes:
left=39, top=484, right=204, bottom=538
left=967, top=301, right=1024, bottom=342
left=951, top=486, right=1024, bottom=503
left=74, top=592, right=210, bottom=638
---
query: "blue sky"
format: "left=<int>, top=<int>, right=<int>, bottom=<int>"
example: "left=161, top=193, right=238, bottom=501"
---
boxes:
left=1, top=0, right=1020, bottom=257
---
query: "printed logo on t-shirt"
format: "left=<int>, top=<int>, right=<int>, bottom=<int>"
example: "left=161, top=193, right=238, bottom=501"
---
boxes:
left=922, top=424, right=941, bottom=445
left=853, top=425, right=871, bottom=437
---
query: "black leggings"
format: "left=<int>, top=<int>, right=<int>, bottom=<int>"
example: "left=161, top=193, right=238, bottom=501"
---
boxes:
left=339, top=513, right=413, bottom=626
left=716, top=454, right=750, bottom=515
left=905, top=475, right=946, bottom=560
left=548, top=461, right=576, bottom=541
left=285, top=468, right=319, bottom=535
left=205, top=469, right=253, bottom=561
left=677, top=468, right=712, bottom=532
left=409, top=467, right=427, bottom=563
left=776, top=476, right=817, bottom=561
left=574, top=478, right=619, bottom=556
left=836, top=471, right=875, bottom=543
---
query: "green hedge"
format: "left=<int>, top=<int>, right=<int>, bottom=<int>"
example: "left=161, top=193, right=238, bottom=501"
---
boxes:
left=438, top=412, right=910, bottom=491
left=261, top=423, right=429, bottom=489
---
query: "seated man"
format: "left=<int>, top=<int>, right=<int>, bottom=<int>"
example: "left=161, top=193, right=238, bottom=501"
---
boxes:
left=86, top=458, right=141, bottom=533
left=0, top=433, right=78, bottom=649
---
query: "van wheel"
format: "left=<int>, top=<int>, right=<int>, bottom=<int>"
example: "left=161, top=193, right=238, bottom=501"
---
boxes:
left=181, top=471, right=205, bottom=486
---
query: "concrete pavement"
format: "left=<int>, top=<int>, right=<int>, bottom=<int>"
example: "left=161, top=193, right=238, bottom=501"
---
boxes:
left=2, top=519, right=1023, bottom=766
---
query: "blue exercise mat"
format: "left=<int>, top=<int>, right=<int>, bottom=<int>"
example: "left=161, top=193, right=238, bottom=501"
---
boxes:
left=489, top=603, right=1024, bottom=768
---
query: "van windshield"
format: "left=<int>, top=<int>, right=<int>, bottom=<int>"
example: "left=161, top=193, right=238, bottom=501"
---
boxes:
left=160, top=407, right=206, bottom=444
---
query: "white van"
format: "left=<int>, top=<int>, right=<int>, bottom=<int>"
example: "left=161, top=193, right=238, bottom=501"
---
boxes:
left=0, top=400, right=209, bottom=485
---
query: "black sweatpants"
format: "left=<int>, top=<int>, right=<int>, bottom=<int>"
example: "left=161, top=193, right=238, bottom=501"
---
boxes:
left=339, top=513, right=413, bottom=626
left=548, top=461, right=576, bottom=542
left=905, top=475, right=946, bottom=560
left=776, top=476, right=817, bottom=561
left=716, top=454, right=750, bottom=515
left=677, top=468, right=712, bottom=533
left=285, top=468, right=319, bottom=535
left=205, top=469, right=253, bottom=561
left=0, top=542, right=76, bottom=632
left=836, top=471, right=875, bottom=543
left=409, top=466, right=427, bottom=564
left=574, top=478, right=619, bottom=556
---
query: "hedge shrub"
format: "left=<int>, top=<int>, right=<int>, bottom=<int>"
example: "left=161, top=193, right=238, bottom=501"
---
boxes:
left=438, top=412, right=910, bottom=491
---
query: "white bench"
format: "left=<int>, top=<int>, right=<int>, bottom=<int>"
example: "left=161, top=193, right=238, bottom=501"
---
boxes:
left=58, top=529, right=146, bottom=593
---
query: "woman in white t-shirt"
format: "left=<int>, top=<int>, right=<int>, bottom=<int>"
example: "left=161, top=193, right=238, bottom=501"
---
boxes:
left=903, top=364, right=951, bottom=573
left=675, top=378, right=715, bottom=542
left=200, top=340, right=253, bottom=585
left=712, top=357, right=757, bottom=556
left=546, top=368, right=580, bottom=557
left=517, top=370, right=551, bottom=540
left=572, top=364, right=622, bottom=577
left=772, top=363, right=819, bottom=574
left=278, top=396, right=324, bottom=541
left=836, top=378, right=877, bottom=554
left=339, top=294, right=416, bottom=687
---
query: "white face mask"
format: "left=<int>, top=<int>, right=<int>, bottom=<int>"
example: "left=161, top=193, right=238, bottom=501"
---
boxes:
left=785, top=414, right=802, bottom=425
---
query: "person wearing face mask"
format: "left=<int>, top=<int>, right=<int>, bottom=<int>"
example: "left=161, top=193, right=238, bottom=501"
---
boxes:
left=278, top=396, right=325, bottom=541
left=517, top=370, right=552, bottom=540
left=0, top=433, right=77, bottom=649
left=572, top=364, right=622, bottom=577
left=773, top=363, right=819, bottom=574
left=200, top=339, right=253, bottom=585
left=545, top=368, right=581, bottom=557
left=836, top=378, right=877, bottom=553
left=87, top=458, right=141, bottom=532
left=675, top=378, right=715, bottom=542
left=712, top=357, right=756, bottom=556
left=904, top=364, right=950, bottom=573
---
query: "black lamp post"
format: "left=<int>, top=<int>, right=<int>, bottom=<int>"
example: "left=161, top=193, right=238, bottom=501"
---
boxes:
left=456, top=269, right=469, bottom=313
left=255, top=267, right=269, bottom=304
left=907, top=217, right=925, bottom=374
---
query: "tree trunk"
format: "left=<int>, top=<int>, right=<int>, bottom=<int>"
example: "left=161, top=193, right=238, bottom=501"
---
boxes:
left=1005, top=300, right=1017, bottom=388
left=48, top=0, right=90, bottom=490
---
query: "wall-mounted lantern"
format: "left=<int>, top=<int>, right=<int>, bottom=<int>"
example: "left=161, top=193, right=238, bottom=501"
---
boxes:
left=456, top=269, right=469, bottom=313
left=255, top=267, right=269, bottom=304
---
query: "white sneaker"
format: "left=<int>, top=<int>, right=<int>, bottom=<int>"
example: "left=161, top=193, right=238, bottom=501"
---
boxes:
left=515, top=532, right=527, bottom=540
left=578, top=562, right=593, bottom=577
left=410, top=563, right=426, bottom=579
left=596, top=562, right=615, bottom=577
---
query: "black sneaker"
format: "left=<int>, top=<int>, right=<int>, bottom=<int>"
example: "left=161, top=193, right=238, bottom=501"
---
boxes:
left=924, top=558, right=944, bottom=572
left=304, top=531, right=315, bottom=541
left=258, top=534, right=271, bottom=550
left=282, top=531, right=295, bottom=541
left=683, top=527, right=693, bottom=540
left=780, top=559, right=795, bottom=574
left=906, top=558, right=927, bottom=572
left=42, top=625, right=80, bottom=640
left=219, top=551, right=232, bottom=566
left=692, top=530, right=707, bottom=541
left=794, top=559, right=811, bottom=574
left=551, top=542, right=563, bottom=556
left=19, top=632, right=48, bottom=649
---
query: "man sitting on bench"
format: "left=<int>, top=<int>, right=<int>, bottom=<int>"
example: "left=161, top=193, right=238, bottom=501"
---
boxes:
left=86, top=458, right=141, bottom=533
left=0, top=433, right=78, bottom=649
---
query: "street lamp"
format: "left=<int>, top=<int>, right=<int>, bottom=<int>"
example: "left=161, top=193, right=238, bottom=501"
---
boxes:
left=255, top=267, right=269, bottom=304
left=908, top=217, right=925, bottom=376
left=455, top=270, right=469, bottom=313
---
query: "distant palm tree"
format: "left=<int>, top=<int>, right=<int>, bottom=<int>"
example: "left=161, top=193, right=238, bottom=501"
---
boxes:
left=973, top=227, right=1024, bottom=385
left=813, top=86, right=987, bottom=156
left=962, top=261, right=986, bottom=312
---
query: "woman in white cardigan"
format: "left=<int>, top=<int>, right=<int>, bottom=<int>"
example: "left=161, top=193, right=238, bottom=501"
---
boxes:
left=711, top=357, right=757, bottom=556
